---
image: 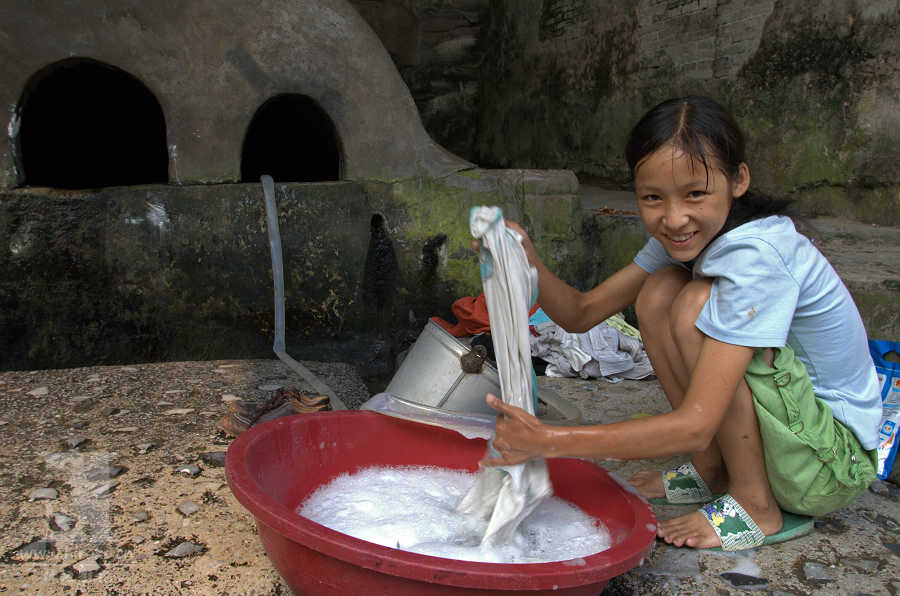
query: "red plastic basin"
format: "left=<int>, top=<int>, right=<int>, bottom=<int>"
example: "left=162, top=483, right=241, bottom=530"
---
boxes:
left=225, top=411, right=655, bottom=595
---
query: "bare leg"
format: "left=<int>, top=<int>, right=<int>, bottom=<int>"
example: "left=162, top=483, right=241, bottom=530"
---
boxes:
left=657, top=353, right=783, bottom=546
left=651, top=281, right=782, bottom=547
left=628, top=268, right=726, bottom=499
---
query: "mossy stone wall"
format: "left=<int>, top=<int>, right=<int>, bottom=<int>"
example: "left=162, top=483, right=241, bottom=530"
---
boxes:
left=386, top=0, right=898, bottom=225
left=0, top=171, right=581, bottom=374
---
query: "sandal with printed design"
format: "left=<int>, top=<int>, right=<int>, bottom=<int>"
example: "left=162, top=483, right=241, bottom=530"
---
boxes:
left=699, top=494, right=814, bottom=551
left=649, top=462, right=719, bottom=505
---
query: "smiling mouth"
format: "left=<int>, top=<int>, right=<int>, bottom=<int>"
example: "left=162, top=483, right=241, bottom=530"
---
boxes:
left=665, top=232, right=696, bottom=244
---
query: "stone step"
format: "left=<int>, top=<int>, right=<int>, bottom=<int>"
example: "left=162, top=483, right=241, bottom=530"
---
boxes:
left=579, top=185, right=900, bottom=341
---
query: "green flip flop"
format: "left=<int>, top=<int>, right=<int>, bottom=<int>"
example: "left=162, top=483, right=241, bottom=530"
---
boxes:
left=699, top=494, right=814, bottom=551
left=649, top=462, right=721, bottom=505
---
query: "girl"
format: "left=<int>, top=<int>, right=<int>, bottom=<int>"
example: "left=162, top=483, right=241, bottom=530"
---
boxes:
left=481, top=96, right=882, bottom=551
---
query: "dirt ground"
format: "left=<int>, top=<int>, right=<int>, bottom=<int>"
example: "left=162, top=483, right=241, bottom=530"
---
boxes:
left=0, top=359, right=369, bottom=595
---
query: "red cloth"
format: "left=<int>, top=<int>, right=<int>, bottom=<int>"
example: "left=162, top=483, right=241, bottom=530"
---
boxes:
left=432, top=293, right=539, bottom=338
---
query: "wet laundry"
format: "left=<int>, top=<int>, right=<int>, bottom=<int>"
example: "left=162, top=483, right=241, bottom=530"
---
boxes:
left=456, top=206, right=552, bottom=546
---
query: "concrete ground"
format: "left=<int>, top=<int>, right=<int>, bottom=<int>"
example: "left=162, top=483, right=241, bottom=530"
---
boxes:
left=1, top=358, right=898, bottom=595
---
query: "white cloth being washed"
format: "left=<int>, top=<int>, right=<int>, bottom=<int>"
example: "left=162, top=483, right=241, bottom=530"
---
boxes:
left=456, top=206, right=552, bottom=546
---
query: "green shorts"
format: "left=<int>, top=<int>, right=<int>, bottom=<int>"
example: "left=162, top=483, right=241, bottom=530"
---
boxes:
left=746, top=345, right=877, bottom=517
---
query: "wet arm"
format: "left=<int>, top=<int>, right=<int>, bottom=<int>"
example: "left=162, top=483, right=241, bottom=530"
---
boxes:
left=485, top=338, right=755, bottom=463
left=509, top=221, right=648, bottom=333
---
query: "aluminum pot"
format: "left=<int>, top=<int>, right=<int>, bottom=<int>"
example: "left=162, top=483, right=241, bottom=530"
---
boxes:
left=384, top=320, right=580, bottom=423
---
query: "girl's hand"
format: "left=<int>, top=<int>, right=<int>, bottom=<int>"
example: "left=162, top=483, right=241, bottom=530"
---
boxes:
left=480, top=394, right=551, bottom=466
left=470, top=221, right=540, bottom=268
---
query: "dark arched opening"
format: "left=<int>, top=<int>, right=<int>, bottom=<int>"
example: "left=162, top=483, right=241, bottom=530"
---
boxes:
left=241, top=94, right=342, bottom=183
left=17, top=57, right=168, bottom=189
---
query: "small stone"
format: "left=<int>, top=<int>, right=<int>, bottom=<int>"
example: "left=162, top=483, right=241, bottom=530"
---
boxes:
left=157, top=401, right=175, bottom=406
left=886, top=542, right=900, bottom=557
left=258, top=384, right=282, bottom=391
left=869, top=479, right=900, bottom=499
left=69, top=395, right=92, bottom=403
left=70, top=556, right=102, bottom=578
left=28, top=488, right=59, bottom=501
left=133, top=536, right=146, bottom=544
left=49, top=512, right=77, bottom=532
left=164, top=541, right=205, bottom=558
left=813, top=516, right=847, bottom=534
left=72, top=421, right=89, bottom=429
left=221, top=394, right=241, bottom=403
left=164, top=389, right=187, bottom=395
left=135, top=443, right=155, bottom=455
left=163, top=408, right=195, bottom=416
left=873, top=514, right=900, bottom=532
left=65, top=437, right=89, bottom=449
left=85, top=466, right=125, bottom=482
left=101, top=407, right=120, bottom=416
left=120, top=366, right=138, bottom=372
left=802, top=561, right=836, bottom=582
left=0, top=420, right=7, bottom=426
left=175, top=464, right=202, bottom=477
left=91, top=481, right=119, bottom=497
left=130, top=510, right=150, bottom=522
left=27, top=386, right=49, bottom=397
left=177, top=501, right=201, bottom=516
left=719, top=572, right=769, bottom=590
left=199, top=452, right=227, bottom=468
left=845, top=558, right=879, bottom=572
left=114, top=427, right=139, bottom=433
left=16, top=538, right=54, bottom=558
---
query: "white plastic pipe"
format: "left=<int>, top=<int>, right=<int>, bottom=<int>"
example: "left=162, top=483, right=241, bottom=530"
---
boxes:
left=261, top=175, right=347, bottom=410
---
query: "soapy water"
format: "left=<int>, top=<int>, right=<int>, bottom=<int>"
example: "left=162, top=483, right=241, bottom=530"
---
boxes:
left=298, top=465, right=612, bottom=564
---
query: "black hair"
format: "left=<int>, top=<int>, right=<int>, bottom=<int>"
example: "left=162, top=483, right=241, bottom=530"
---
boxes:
left=625, top=95, right=790, bottom=233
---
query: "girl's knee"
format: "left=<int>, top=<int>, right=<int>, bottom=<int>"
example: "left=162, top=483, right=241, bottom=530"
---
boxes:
left=669, top=278, right=713, bottom=339
left=635, top=267, right=691, bottom=323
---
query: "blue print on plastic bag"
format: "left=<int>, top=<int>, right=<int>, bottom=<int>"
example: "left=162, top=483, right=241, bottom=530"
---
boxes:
left=870, top=339, right=900, bottom=479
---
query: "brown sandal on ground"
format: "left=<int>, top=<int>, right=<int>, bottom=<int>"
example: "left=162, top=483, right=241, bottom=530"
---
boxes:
left=219, top=389, right=332, bottom=437
left=276, top=387, right=331, bottom=412
left=218, top=394, right=286, bottom=436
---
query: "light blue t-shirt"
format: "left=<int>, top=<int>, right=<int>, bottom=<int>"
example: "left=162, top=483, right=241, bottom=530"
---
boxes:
left=633, top=215, right=882, bottom=450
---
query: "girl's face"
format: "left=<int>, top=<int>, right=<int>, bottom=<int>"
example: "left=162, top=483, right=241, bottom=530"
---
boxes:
left=634, top=143, right=749, bottom=262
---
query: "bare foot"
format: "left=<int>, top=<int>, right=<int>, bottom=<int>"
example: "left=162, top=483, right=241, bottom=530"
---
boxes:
left=657, top=500, right=783, bottom=549
left=629, top=465, right=728, bottom=501
left=629, top=469, right=665, bottom=500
